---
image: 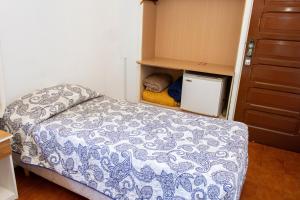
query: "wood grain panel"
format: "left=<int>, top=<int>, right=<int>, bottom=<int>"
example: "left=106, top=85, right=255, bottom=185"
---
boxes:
left=266, top=0, right=300, bottom=4
left=248, top=126, right=300, bottom=152
left=154, top=0, right=245, bottom=66
left=245, top=110, right=299, bottom=135
left=235, top=0, right=300, bottom=152
left=260, top=13, right=300, bottom=35
left=261, top=1, right=300, bottom=40
left=251, top=65, right=300, bottom=91
left=247, top=88, right=300, bottom=113
left=0, top=140, right=11, bottom=160
left=142, top=1, right=157, bottom=59
left=264, top=5, right=300, bottom=14
left=253, top=40, right=300, bottom=67
left=0, top=130, right=11, bottom=142
left=138, top=57, right=235, bottom=76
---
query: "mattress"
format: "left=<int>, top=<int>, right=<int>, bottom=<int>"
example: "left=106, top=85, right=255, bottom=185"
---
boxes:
left=4, top=84, right=248, bottom=200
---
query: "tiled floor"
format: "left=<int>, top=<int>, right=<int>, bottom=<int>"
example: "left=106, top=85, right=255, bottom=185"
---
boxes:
left=15, top=142, right=300, bottom=200
left=15, top=167, right=83, bottom=200
left=240, top=143, right=300, bottom=200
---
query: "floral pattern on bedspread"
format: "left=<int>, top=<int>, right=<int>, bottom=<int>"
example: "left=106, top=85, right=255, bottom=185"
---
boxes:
left=4, top=84, right=100, bottom=154
left=5, top=94, right=248, bottom=200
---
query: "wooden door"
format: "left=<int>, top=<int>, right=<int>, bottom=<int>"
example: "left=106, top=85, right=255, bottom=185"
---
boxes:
left=235, top=0, right=300, bottom=152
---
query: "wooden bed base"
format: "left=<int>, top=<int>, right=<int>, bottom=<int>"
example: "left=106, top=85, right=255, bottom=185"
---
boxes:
left=12, top=152, right=111, bottom=200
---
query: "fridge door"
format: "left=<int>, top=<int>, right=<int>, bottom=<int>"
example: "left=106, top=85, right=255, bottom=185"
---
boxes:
left=181, top=73, right=225, bottom=117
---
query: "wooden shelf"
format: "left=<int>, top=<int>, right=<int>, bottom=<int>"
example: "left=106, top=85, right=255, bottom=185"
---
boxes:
left=138, top=57, right=235, bottom=76
left=0, top=131, right=12, bottom=143
left=141, top=100, right=227, bottom=119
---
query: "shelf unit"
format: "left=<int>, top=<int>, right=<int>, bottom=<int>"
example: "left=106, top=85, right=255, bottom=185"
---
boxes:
left=0, top=131, right=18, bottom=200
left=139, top=0, right=246, bottom=119
left=138, top=57, right=235, bottom=76
left=0, top=167, right=16, bottom=200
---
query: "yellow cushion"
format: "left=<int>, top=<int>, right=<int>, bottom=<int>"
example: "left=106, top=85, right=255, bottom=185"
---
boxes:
left=142, top=89, right=179, bottom=107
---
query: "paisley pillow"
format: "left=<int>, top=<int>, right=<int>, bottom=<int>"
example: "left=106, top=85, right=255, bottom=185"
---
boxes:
left=4, top=84, right=101, bottom=128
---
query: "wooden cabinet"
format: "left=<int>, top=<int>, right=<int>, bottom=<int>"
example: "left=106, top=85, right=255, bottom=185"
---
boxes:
left=0, top=131, right=18, bottom=200
left=138, top=0, right=247, bottom=119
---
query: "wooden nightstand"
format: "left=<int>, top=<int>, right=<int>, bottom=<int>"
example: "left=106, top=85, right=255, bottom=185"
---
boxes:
left=0, top=131, right=18, bottom=200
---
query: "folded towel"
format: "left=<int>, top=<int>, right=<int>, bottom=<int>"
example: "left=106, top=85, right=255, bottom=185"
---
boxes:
left=168, top=76, right=183, bottom=102
left=143, top=89, right=179, bottom=107
left=144, top=73, right=172, bottom=93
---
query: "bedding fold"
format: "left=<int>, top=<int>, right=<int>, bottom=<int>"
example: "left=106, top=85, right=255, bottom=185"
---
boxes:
left=142, top=89, right=179, bottom=107
left=143, top=73, right=172, bottom=93
left=168, top=76, right=183, bottom=102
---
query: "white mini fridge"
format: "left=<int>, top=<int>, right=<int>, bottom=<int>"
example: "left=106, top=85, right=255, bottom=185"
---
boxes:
left=181, top=72, right=227, bottom=117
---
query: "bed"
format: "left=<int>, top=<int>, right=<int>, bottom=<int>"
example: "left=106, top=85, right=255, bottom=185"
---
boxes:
left=4, top=84, right=248, bottom=200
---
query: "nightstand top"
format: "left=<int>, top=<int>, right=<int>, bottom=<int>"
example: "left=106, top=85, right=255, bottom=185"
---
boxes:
left=0, top=131, right=12, bottom=143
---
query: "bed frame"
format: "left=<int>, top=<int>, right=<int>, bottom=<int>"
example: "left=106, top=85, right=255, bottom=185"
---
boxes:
left=13, top=152, right=111, bottom=200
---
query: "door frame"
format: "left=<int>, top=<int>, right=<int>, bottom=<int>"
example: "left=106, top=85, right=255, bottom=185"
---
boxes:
left=228, top=0, right=254, bottom=120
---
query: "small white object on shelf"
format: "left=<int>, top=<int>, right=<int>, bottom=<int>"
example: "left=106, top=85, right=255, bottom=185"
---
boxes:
left=181, top=71, right=227, bottom=117
left=0, top=131, right=18, bottom=200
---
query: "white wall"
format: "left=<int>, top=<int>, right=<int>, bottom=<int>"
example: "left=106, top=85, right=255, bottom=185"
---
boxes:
left=118, top=1, right=142, bottom=102
left=0, top=48, right=6, bottom=116
left=0, top=0, right=142, bottom=105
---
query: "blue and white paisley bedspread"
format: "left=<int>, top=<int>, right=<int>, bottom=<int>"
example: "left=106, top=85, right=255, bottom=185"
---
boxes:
left=4, top=85, right=248, bottom=200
